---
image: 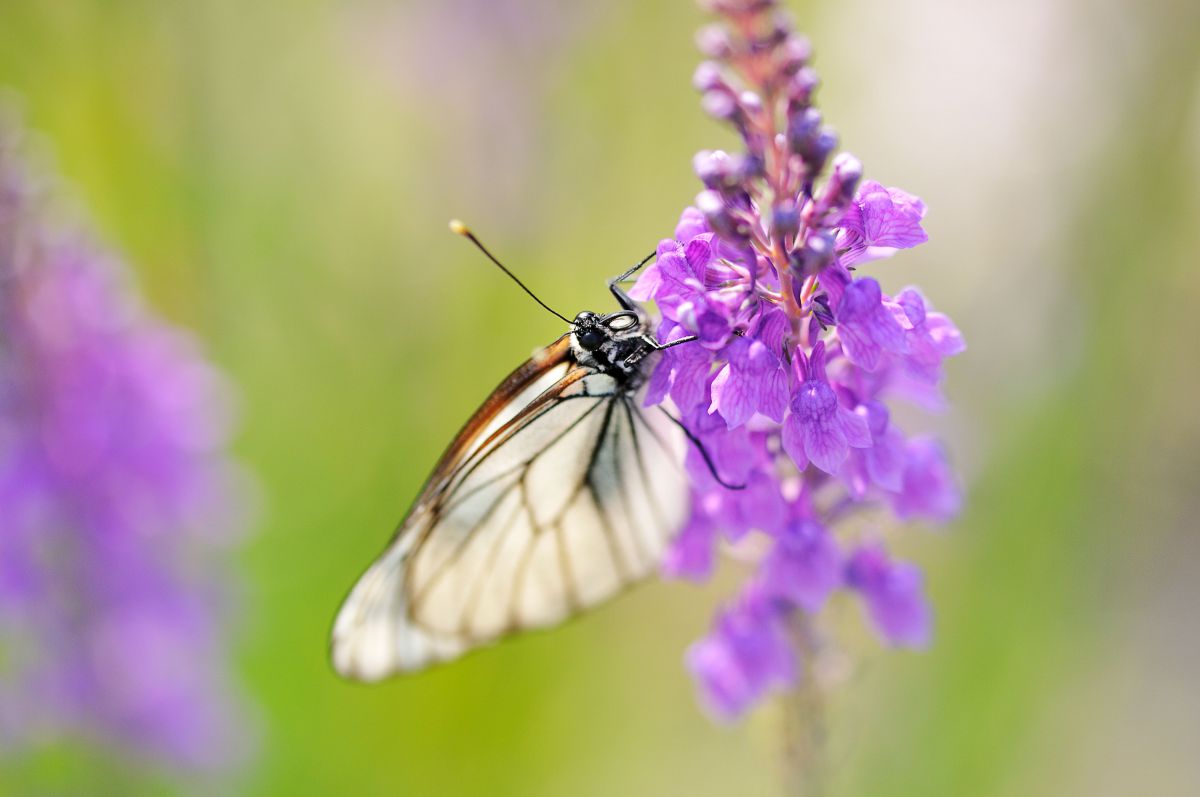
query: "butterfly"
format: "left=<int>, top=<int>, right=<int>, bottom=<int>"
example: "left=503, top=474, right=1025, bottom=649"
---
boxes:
left=330, top=221, right=712, bottom=681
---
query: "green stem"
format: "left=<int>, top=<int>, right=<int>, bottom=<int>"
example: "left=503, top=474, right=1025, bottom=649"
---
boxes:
left=780, top=612, right=825, bottom=797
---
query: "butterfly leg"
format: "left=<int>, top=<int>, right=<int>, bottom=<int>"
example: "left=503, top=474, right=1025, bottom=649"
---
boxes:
left=608, top=250, right=656, bottom=311
left=611, top=250, right=656, bottom=284
left=655, top=406, right=746, bottom=490
left=651, top=335, right=698, bottom=351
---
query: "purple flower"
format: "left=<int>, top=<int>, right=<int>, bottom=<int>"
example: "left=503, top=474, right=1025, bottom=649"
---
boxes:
left=635, top=0, right=964, bottom=719
left=841, top=400, right=907, bottom=497
left=836, top=277, right=909, bottom=371
left=894, top=287, right=967, bottom=385
left=663, top=510, right=720, bottom=581
left=889, top=437, right=963, bottom=523
left=845, top=544, right=932, bottom=648
left=838, top=180, right=929, bottom=265
left=687, top=589, right=796, bottom=720
left=761, top=521, right=842, bottom=612
left=0, top=125, right=253, bottom=774
left=709, top=335, right=788, bottom=427
left=781, top=341, right=871, bottom=475
left=644, top=319, right=713, bottom=414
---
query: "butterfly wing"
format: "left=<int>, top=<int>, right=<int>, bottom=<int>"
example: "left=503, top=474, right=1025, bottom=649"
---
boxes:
left=331, top=337, right=689, bottom=680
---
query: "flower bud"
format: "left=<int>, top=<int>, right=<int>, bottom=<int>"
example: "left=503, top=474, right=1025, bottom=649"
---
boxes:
left=696, top=189, right=744, bottom=241
left=694, top=149, right=735, bottom=189
left=759, top=15, right=790, bottom=51
left=786, top=108, right=822, bottom=154
left=693, top=61, right=725, bottom=92
left=807, top=128, right=838, bottom=174
left=696, top=24, right=733, bottom=59
left=778, top=35, right=811, bottom=75
left=737, top=152, right=765, bottom=182
left=798, top=230, right=836, bottom=274
left=739, top=90, right=764, bottom=117
left=827, top=153, right=863, bottom=205
left=771, top=199, right=800, bottom=240
left=786, top=66, right=820, bottom=109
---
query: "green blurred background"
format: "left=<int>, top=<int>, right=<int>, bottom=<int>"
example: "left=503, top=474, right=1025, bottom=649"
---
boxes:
left=2, top=0, right=1199, bottom=794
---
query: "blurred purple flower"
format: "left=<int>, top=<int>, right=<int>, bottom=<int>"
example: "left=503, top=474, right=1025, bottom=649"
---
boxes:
left=643, top=0, right=965, bottom=720
left=845, top=544, right=932, bottom=648
left=0, top=125, right=253, bottom=773
left=686, top=586, right=796, bottom=719
left=889, top=437, right=963, bottom=523
left=762, top=521, right=842, bottom=614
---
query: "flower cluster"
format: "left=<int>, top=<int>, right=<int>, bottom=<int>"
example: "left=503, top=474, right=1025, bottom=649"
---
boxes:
left=0, top=125, right=252, bottom=771
left=634, top=0, right=965, bottom=718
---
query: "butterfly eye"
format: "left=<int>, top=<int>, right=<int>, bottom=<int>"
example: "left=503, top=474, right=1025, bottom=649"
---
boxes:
left=577, top=327, right=606, bottom=351
left=604, top=313, right=638, bottom=332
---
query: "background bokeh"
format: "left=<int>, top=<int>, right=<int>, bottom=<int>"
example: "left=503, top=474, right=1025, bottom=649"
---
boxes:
left=2, top=0, right=1198, bottom=794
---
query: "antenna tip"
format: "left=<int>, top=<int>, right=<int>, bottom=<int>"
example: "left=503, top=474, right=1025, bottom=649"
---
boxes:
left=448, top=219, right=469, bottom=236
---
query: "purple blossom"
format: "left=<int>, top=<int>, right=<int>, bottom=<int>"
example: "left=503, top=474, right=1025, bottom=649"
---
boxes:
left=835, top=277, right=909, bottom=371
left=641, top=0, right=965, bottom=719
left=687, top=587, right=796, bottom=720
left=761, top=521, right=842, bottom=613
left=663, top=510, right=719, bottom=581
left=709, top=335, right=789, bottom=426
left=894, top=287, right=967, bottom=385
left=841, top=400, right=907, bottom=497
left=889, top=437, right=963, bottom=523
left=845, top=544, right=932, bottom=648
left=838, top=180, right=929, bottom=265
left=0, top=126, right=253, bottom=774
left=781, top=340, right=871, bottom=475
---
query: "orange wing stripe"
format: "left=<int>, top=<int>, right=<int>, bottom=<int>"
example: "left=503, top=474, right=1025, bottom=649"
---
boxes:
left=396, top=335, right=575, bottom=527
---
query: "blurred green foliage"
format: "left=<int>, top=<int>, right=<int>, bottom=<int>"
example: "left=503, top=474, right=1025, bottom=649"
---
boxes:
left=1, top=1, right=1198, bottom=795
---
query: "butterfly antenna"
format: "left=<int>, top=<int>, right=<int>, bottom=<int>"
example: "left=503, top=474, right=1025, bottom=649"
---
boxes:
left=449, top=220, right=573, bottom=325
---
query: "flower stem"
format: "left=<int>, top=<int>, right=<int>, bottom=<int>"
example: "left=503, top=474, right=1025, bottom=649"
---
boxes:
left=780, top=612, right=825, bottom=797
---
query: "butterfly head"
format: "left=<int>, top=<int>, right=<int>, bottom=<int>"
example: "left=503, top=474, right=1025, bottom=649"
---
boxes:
left=570, top=310, right=651, bottom=379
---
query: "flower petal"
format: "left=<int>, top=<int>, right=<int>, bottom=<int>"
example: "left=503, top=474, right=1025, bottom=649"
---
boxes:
left=686, top=591, right=796, bottom=720
left=846, top=544, right=932, bottom=648
left=836, top=278, right=908, bottom=372
left=663, top=511, right=718, bottom=581
left=781, top=412, right=809, bottom=472
left=762, top=521, right=842, bottom=611
left=709, top=362, right=755, bottom=429
left=803, top=417, right=848, bottom=475
left=889, top=437, right=961, bottom=522
left=675, top=206, right=709, bottom=242
left=837, top=405, right=872, bottom=449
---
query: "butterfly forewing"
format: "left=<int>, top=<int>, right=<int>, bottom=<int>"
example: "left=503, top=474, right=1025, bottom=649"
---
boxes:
left=331, top=337, right=688, bottom=681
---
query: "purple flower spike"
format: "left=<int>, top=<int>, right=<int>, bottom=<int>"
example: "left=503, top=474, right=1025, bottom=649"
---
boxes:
left=0, top=125, right=252, bottom=775
left=637, top=0, right=964, bottom=720
left=845, top=544, right=932, bottom=648
left=782, top=341, right=871, bottom=474
left=835, top=277, right=909, bottom=371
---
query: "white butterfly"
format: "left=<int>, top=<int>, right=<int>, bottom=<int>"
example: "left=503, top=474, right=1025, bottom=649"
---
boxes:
left=330, top=225, right=698, bottom=680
